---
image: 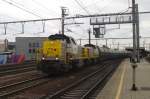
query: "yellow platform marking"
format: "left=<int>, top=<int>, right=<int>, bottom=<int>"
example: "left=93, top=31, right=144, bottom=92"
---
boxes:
left=115, top=61, right=127, bottom=99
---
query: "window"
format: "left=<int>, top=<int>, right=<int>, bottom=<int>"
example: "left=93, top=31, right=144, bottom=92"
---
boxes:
left=29, top=43, right=32, bottom=47
left=32, top=49, right=36, bottom=53
left=66, top=38, right=71, bottom=44
left=36, top=42, right=39, bottom=47
left=29, top=48, right=32, bottom=53
left=33, top=43, right=35, bottom=47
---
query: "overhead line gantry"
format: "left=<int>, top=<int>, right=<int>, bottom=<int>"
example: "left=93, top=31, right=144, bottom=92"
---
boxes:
left=0, top=11, right=150, bottom=24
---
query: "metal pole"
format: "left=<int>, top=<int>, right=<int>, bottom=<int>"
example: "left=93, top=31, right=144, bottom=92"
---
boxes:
left=132, top=63, right=138, bottom=90
left=42, top=21, right=45, bottom=33
left=79, top=38, right=81, bottom=45
left=21, top=22, right=25, bottom=34
left=4, top=24, right=7, bottom=35
left=135, top=4, right=140, bottom=62
left=118, top=42, right=119, bottom=50
left=132, top=0, right=137, bottom=63
left=96, top=39, right=98, bottom=45
left=88, top=29, right=91, bottom=44
left=61, top=7, right=65, bottom=35
left=131, top=0, right=138, bottom=91
left=4, top=39, right=8, bottom=52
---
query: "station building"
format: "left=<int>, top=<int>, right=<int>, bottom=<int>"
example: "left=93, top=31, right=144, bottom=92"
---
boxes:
left=15, top=37, right=46, bottom=60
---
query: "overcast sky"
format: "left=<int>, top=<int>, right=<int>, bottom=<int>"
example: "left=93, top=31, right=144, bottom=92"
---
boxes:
left=0, top=0, right=150, bottom=49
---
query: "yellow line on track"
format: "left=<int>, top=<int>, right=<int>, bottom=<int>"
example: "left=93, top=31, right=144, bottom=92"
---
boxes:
left=115, top=61, right=127, bottom=99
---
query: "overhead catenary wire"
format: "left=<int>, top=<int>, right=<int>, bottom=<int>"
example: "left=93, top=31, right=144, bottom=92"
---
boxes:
left=118, top=0, right=132, bottom=14
left=117, top=0, right=132, bottom=14
left=95, top=0, right=114, bottom=13
left=92, top=0, right=130, bottom=14
left=65, top=27, right=88, bottom=38
left=128, top=0, right=131, bottom=8
left=10, top=0, right=56, bottom=31
left=2, top=0, right=42, bottom=18
left=9, top=0, right=44, bottom=16
left=83, top=0, right=115, bottom=14
left=9, top=0, right=43, bottom=18
left=74, top=0, right=91, bottom=15
left=84, top=0, right=104, bottom=8
left=31, top=0, right=57, bottom=16
left=87, top=0, right=111, bottom=14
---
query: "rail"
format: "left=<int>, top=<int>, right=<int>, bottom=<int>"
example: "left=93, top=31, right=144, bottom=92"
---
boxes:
left=0, top=75, right=49, bottom=98
left=41, top=60, right=121, bottom=99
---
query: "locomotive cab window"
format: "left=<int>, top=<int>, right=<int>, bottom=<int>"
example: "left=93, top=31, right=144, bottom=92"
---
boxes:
left=66, top=38, right=71, bottom=44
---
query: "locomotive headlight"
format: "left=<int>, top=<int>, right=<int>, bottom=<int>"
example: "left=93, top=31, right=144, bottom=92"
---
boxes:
left=56, top=57, right=59, bottom=60
left=70, top=58, right=73, bottom=60
left=42, top=57, right=45, bottom=60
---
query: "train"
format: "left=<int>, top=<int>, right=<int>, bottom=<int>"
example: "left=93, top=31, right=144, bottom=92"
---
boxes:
left=37, top=34, right=129, bottom=75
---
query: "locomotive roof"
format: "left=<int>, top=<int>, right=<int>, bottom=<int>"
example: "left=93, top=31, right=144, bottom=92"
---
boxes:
left=48, top=34, right=70, bottom=40
left=84, top=44, right=96, bottom=49
left=48, top=34, right=77, bottom=44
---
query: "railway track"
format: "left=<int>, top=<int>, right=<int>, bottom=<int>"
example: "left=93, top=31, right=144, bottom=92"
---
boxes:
left=0, top=61, right=36, bottom=71
left=0, top=62, right=37, bottom=76
left=41, top=60, right=121, bottom=99
left=0, top=70, right=43, bottom=85
left=0, top=65, right=36, bottom=77
left=0, top=75, right=49, bottom=98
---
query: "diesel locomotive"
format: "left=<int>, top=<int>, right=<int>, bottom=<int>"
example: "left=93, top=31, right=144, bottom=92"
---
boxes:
left=37, top=34, right=129, bottom=74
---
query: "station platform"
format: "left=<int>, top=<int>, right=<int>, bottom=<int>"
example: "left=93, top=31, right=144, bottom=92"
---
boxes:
left=96, top=59, right=150, bottom=99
